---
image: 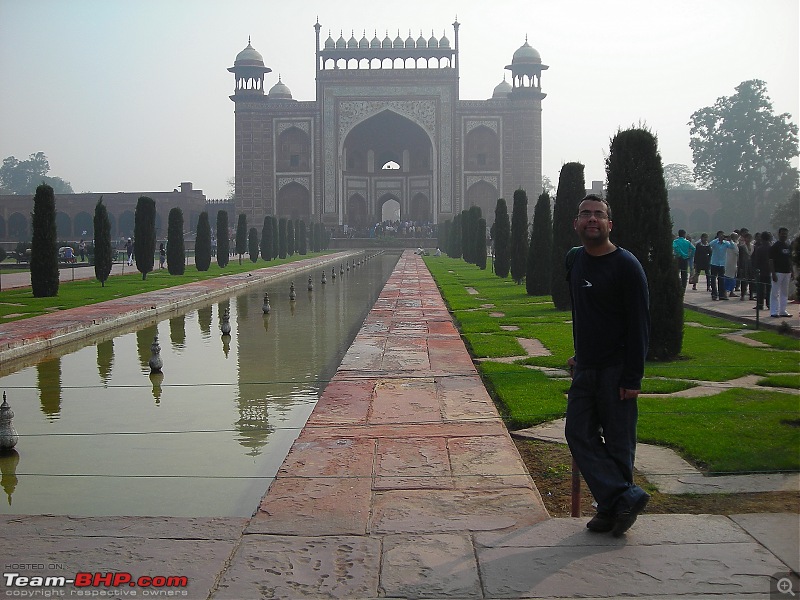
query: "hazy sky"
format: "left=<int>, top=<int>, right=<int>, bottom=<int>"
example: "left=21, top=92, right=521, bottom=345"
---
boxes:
left=1, top=0, right=797, bottom=199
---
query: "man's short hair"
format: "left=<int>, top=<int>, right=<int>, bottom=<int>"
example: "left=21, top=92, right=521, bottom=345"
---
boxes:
left=579, top=194, right=612, bottom=219
left=716, top=230, right=725, bottom=237
left=778, top=227, right=789, bottom=234
left=678, top=229, right=686, bottom=237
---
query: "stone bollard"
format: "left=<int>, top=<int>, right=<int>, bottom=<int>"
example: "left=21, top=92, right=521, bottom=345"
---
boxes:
left=289, top=281, right=296, bottom=301
left=321, top=270, right=327, bottom=284
left=262, top=292, right=271, bottom=314
left=149, top=335, right=163, bottom=374
left=307, top=276, right=313, bottom=292
left=0, top=392, right=19, bottom=450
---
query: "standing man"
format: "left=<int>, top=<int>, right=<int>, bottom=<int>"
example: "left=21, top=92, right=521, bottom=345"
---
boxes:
left=693, top=233, right=712, bottom=291
left=672, top=229, right=695, bottom=292
left=769, top=227, right=793, bottom=318
left=565, top=194, right=651, bottom=537
left=709, top=231, right=735, bottom=300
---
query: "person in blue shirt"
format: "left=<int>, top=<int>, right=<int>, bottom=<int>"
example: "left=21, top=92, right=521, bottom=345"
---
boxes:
left=672, top=229, right=695, bottom=293
left=709, top=230, right=736, bottom=300
left=565, top=195, right=651, bottom=537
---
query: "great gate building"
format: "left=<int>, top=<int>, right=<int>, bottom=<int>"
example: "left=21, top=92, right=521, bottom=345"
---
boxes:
left=228, top=20, right=548, bottom=230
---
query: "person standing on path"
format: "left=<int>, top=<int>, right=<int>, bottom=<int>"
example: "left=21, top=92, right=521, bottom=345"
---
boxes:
left=126, top=238, right=134, bottom=266
left=672, top=229, right=694, bottom=293
left=769, top=227, right=793, bottom=318
left=709, top=231, right=735, bottom=300
left=565, top=194, right=651, bottom=537
left=692, top=233, right=712, bottom=292
left=752, top=231, right=772, bottom=312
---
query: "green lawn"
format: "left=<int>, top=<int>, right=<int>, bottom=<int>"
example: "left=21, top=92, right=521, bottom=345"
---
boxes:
left=425, top=255, right=800, bottom=474
left=0, top=253, right=332, bottom=322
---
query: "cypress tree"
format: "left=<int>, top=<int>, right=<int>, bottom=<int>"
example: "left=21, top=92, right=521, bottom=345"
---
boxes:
left=166, top=207, right=185, bottom=275
left=235, top=213, right=247, bottom=264
left=260, top=216, right=273, bottom=261
left=195, top=211, right=212, bottom=271
left=287, top=219, right=295, bottom=256
left=606, top=127, right=683, bottom=359
left=550, top=162, right=585, bottom=309
left=439, top=220, right=450, bottom=254
left=298, top=220, right=307, bottom=255
left=449, top=213, right=462, bottom=259
left=133, top=195, right=156, bottom=280
left=510, top=188, right=529, bottom=284
left=248, top=227, right=259, bottom=262
left=493, top=198, right=511, bottom=278
left=216, top=210, right=229, bottom=268
left=30, top=183, right=60, bottom=297
left=271, top=216, right=279, bottom=258
left=313, top=222, right=322, bottom=252
left=93, top=196, right=113, bottom=286
left=526, top=191, right=552, bottom=295
left=476, top=217, right=487, bottom=270
left=462, top=209, right=473, bottom=263
left=278, top=218, right=288, bottom=258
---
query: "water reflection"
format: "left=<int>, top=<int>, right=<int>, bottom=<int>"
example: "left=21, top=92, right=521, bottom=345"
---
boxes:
left=169, top=314, right=186, bottom=351
left=0, top=449, right=19, bottom=505
left=197, top=306, right=212, bottom=338
left=36, top=357, right=62, bottom=420
left=96, top=339, right=114, bottom=386
left=0, top=251, right=399, bottom=516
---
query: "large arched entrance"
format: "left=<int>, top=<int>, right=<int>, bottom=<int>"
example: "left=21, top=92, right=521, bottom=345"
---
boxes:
left=342, top=109, right=433, bottom=224
left=466, top=180, right=499, bottom=227
left=347, top=194, right=367, bottom=230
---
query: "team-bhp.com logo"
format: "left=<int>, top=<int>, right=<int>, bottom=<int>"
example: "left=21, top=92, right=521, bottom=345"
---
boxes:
left=3, top=571, right=188, bottom=596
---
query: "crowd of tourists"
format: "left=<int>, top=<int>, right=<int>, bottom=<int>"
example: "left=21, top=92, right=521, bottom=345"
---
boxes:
left=673, top=226, right=797, bottom=318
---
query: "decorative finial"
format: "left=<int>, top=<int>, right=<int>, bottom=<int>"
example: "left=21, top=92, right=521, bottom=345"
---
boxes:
left=248, top=35, right=251, bottom=45
left=0, top=392, right=19, bottom=449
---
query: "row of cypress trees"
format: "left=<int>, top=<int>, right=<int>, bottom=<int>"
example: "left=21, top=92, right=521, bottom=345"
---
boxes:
left=29, top=188, right=330, bottom=294
left=432, top=127, right=683, bottom=359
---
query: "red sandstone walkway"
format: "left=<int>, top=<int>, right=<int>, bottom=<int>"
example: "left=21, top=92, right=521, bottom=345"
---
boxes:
left=211, top=250, right=550, bottom=598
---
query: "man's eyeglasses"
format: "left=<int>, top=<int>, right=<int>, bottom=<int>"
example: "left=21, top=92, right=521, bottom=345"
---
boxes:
left=577, top=210, right=609, bottom=220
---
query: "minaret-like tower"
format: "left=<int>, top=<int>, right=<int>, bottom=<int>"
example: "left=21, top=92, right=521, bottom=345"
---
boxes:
left=228, top=37, right=272, bottom=94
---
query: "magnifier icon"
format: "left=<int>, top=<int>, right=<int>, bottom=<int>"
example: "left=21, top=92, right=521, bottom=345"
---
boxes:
left=778, top=577, right=796, bottom=596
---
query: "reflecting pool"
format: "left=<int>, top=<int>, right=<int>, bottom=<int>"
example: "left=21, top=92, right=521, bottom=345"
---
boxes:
left=0, top=252, right=399, bottom=516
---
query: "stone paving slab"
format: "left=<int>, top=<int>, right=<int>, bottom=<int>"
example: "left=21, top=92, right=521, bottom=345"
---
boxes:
left=730, top=513, right=800, bottom=573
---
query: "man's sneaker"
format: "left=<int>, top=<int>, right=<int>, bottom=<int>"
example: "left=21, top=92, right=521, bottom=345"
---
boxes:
left=586, top=512, right=614, bottom=533
left=612, top=493, right=650, bottom=537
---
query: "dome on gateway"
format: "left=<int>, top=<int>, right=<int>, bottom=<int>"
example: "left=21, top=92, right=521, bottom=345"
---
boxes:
left=324, top=32, right=335, bottom=49
left=268, top=76, right=292, bottom=99
left=492, top=77, right=512, bottom=98
left=511, top=39, right=541, bottom=64
left=234, top=40, right=264, bottom=66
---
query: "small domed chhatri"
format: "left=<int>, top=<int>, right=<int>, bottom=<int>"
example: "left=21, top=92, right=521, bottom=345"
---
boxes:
left=492, top=76, right=512, bottom=99
left=511, top=38, right=542, bottom=64
left=268, top=75, right=293, bottom=100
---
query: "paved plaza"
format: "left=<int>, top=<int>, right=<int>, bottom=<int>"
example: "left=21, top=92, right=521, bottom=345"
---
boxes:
left=0, top=251, right=797, bottom=599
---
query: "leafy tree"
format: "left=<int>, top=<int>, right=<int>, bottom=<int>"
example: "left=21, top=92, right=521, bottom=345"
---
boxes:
left=312, top=222, right=322, bottom=253
left=93, top=197, right=113, bottom=286
left=216, top=210, right=229, bottom=268
left=297, top=220, right=307, bottom=255
left=607, top=127, right=683, bottom=360
left=476, top=218, right=487, bottom=270
left=30, top=183, right=60, bottom=297
left=689, top=79, right=799, bottom=228
left=770, top=190, right=800, bottom=234
left=510, top=188, right=529, bottom=284
left=166, top=207, right=185, bottom=275
left=287, top=219, right=295, bottom=256
left=663, top=163, right=698, bottom=190
left=493, top=198, right=511, bottom=278
left=260, top=216, right=273, bottom=261
left=195, top=211, right=212, bottom=271
left=527, top=191, right=552, bottom=295
left=134, top=196, right=156, bottom=280
left=0, top=152, right=73, bottom=195
left=278, top=218, right=288, bottom=258
left=235, top=213, right=247, bottom=264
left=248, top=227, right=259, bottom=262
left=550, top=162, right=585, bottom=310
